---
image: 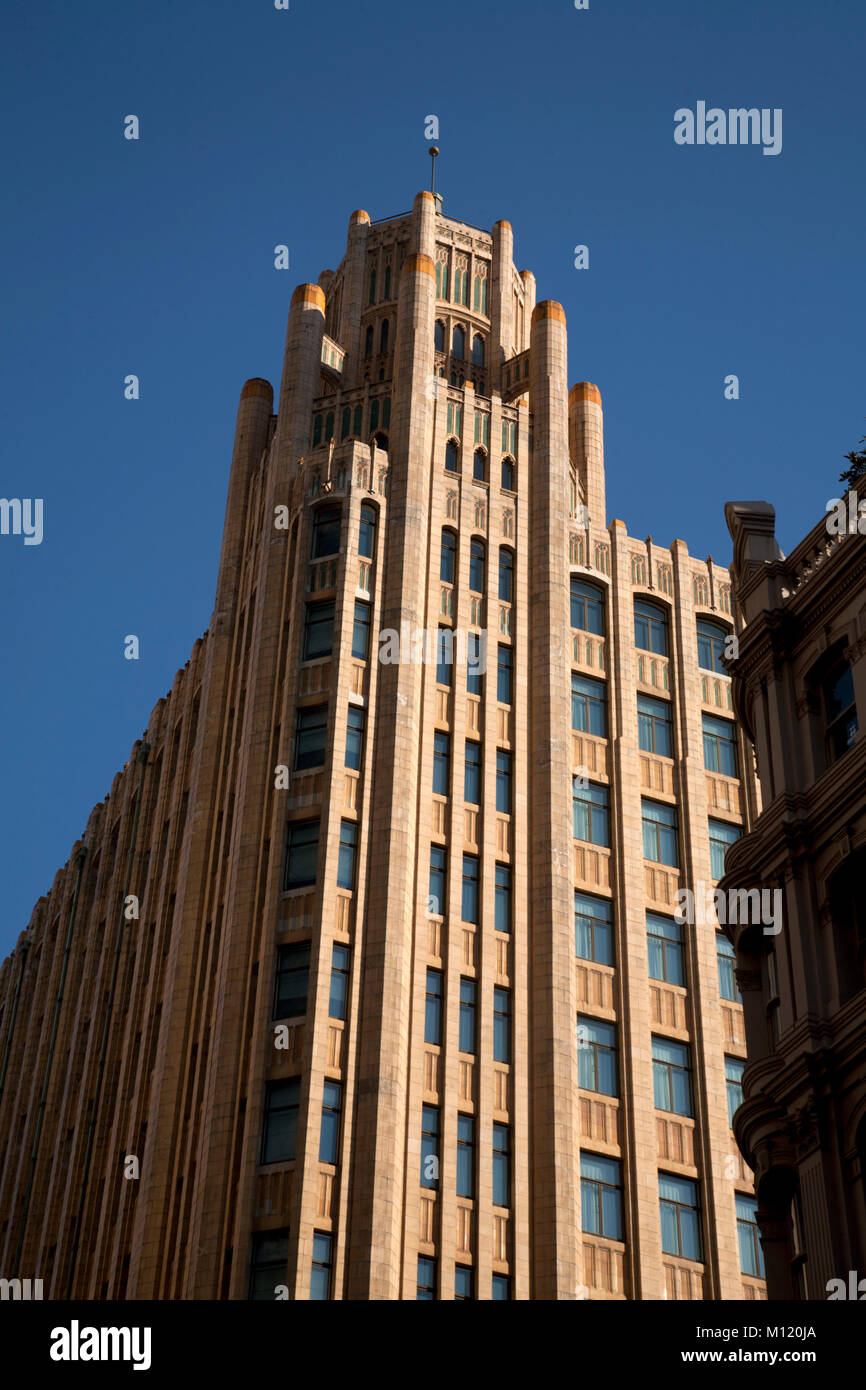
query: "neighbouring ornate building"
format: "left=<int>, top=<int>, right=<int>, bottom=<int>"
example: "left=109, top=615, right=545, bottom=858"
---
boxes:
left=0, top=190, right=765, bottom=1300
left=722, top=489, right=866, bottom=1298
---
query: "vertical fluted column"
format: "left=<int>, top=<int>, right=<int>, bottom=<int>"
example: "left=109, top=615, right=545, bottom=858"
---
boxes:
left=568, top=382, right=606, bottom=529
left=528, top=300, right=583, bottom=1298
left=346, top=191, right=437, bottom=1299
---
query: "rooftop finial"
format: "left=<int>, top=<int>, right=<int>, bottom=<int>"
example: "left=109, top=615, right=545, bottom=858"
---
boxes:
left=429, top=145, right=439, bottom=194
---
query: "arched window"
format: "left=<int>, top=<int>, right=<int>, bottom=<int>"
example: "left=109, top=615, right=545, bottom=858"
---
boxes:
left=324, top=410, right=334, bottom=442
left=373, top=431, right=389, bottom=451
left=440, top=529, right=457, bottom=583
left=434, top=320, right=445, bottom=352
left=472, top=334, right=485, bottom=366
left=571, top=579, right=605, bottom=635
left=445, top=440, right=459, bottom=473
left=364, top=324, right=374, bottom=357
left=382, top=397, right=391, bottom=428
left=369, top=399, right=380, bottom=433
left=469, top=538, right=485, bottom=593
left=368, top=268, right=376, bottom=305
left=340, top=406, right=351, bottom=440
left=452, top=325, right=465, bottom=360
left=379, top=319, right=389, bottom=355
left=697, top=619, right=727, bottom=673
left=384, top=264, right=391, bottom=299
left=499, top=548, right=514, bottom=603
left=311, top=503, right=342, bottom=558
left=312, top=414, right=323, bottom=447
left=353, top=405, right=363, bottom=437
left=359, top=504, right=377, bottom=559
left=473, top=449, right=486, bottom=482
left=635, top=600, right=669, bottom=656
left=501, top=457, right=515, bottom=491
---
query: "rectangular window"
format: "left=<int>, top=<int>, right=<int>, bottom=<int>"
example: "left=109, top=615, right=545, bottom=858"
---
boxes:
left=634, top=600, right=668, bottom=655
left=571, top=579, right=605, bottom=635
left=580, top=1153, right=623, bottom=1241
left=577, top=1016, right=618, bottom=1096
left=572, top=674, right=607, bottom=737
left=345, top=705, right=365, bottom=770
left=659, top=1174, right=701, bottom=1261
left=497, top=644, right=513, bottom=704
left=573, top=782, right=610, bottom=847
left=725, top=1055, right=745, bottom=1127
left=466, top=632, right=483, bottom=696
left=493, top=986, right=510, bottom=1063
left=351, top=600, right=371, bottom=660
left=709, top=818, right=740, bottom=880
left=457, top=1113, right=475, bottom=1198
left=495, top=750, right=512, bottom=814
left=823, top=659, right=859, bottom=761
left=703, top=714, right=737, bottom=777
left=462, top=854, right=479, bottom=924
left=311, top=505, right=341, bottom=559
left=283, top=818, right=320, bottom=890
left=319, top=1080, right=342, bottom=1164
left=575, top=892, right=613, bottom=966
left=248, top=1229, right=289, bottom=1301
left=421, top=1105, right=439, bottom=1188
left=303, top=600, right=335, bottom=660
left=464, top=739, right=481, bottom=804
left=494, top=862, right=512, bottom=933
left=717, top=932, right=740, bottom=1002
left=337, top=819, right=358, bottom=889
left=646, top=913, right=684, bottom=986
left=641, top=800, right=679, bottom=867
left=638, top=695, right=672, bottom=757
left=455, top=1265, right=474, bottom=1300
left=433, top=730, right=451, bottom=796
left=436, top=627, right=453, bottom=686
left=459, top=977, right=476, bottom=1054
left=429, top=846, right=446, bottom=916
left=425, top=968, right=443, bottom=1045
left=294, top=705, right=328, bottom=770
left=652, top=1036, right=693, bottom=1116
left=310, top=1232, right=333, bottom=1300
left=417, top=1256, right=437, bottom=1300
left=491, top=1273, right=510, bottom=1300
left=328, top=943, right=350, bottom=1020
left=736, top=1195, right=765, bottom=1278
left=274, top=941, right=310, bottom=1018
left=492, top=1123, right=510, bottom=1207
left=261, top=1078, right=300, bottom=1164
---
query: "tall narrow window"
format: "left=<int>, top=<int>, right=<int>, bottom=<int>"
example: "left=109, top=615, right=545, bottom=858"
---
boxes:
left=462, top=854, right=479, bottom=923
left=294, top=705, right=328, bottom=770
left=575, top=892, right=613, bottom=966
left=634, top=600, right=668, bottom=655
left=495, top=863, right=512, bottom=933
left=319, top=1081, right=342, bottom=1163
left=709, top=818, right=740, bottom=880
left=429, top=846, right=446, bottom=916
left=473, top=448, right=486, bottom=482
left=493, top=986, right=510, bottom=1062
left=725, top=1055, right=745, bottom=1126
left=577, top=1017, right=618, bottom=1095
left=572, top=675, right=607, bottom=737
left=433, top=730, right=451, bottom=796
left=571, top=579, right=605, bottom=634
left=436, top=627, right=453, bottom=685
left=310, top=1233, right=333, bottom=1300
left=497, top=644, right=513, bottom=703
left=417, top=1256, right=437, bottom=1300
left=501, top=456, right=515, bottom=491
left=440, top=528, right=457, bottom=583
left=452, top=325, right=465, bottom=359
left=702, top=714, right=737, bottom=776
left=466, top=633, right=483, bottom=696
left=329, top=944, right=350, bottom=1020
left=340, top=406, right=351, bottom=440
left=345, top=705, right=365, bottom=770
left=641, top=800, right=679, bottom=867
left=261, top=1078, right=300, bottom=1163
left=379, top=318, right=389, bottom=354
left=457, top=1114, right=475, bottom=1197
left=353, top=404, right=363, bottom=436
left=469, top=538, right=485, bottom=593
left=697, top=619, right=727, bottom=673
left=311, top=504, right=341, bottom=559
left=492, top=1124, right=510, bottom=1207
left=358, top=503, right=376, bottom=558
left=421, top=1105, right=440, bottom=1188
left=823, top=657, right=859, bottom=760
left=573, top=782, right=610, bottom=847
left=464, top=739, right=481, bottom=804
left=580, top=1154, right=623, bottom=1240
left=352, top=600, right=371, bottom=660
left=425, top=968, right=443, bottom=1044
left=274, top=942, right=310, bottom=1018
left=303, top=600, right=335, bottom=660
left=717, top=932, right=740, bottom=1002
left=498, top=548, right=513, bottom=602
left=496, top=750, right=512, bottom=814
left=652, top=1036, right=693, bottom=1116
left=491, top=1274, right=510, bottom=1300
left=659, top=1175, right=701, bottom=1261
left=455, top=1266, right=473, bottom=1300
left=249, top=1230, right=289, bottom=1301
left=638, top=695, right=672, bottom=757
left=383, top=264, right=391, bottom=299
left=445, top=439, right=459, bottom=473
left=459, top=978, right=476, bottom=1054
left=472, top=333, right=485, bottom=366
left=736, top=1195, right=765, bottom=1278
left=283, top=819, right=320, bottom=890
left=647, top=913, right=684, bottom=985
left=337, top=820, right=358, bottom=889
left=364, top=324, right=373, bottom=357
left=434, top=320, right=445, bottom=351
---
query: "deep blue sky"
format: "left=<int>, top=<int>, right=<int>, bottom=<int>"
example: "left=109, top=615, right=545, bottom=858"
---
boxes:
left=2, top=0, right=864, bottom=955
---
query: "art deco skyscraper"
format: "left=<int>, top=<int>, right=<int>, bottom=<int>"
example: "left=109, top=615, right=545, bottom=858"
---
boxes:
left=0, top=190, right=765, bottom=1301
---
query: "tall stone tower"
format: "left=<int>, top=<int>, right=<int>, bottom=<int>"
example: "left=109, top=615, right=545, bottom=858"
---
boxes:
left=0, top=192, right=764, bottom=1300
